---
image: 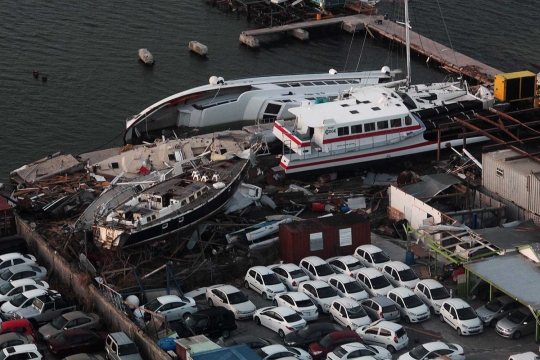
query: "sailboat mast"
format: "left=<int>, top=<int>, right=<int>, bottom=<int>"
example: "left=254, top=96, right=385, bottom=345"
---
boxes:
left=405, top=0, right=411, bottom=88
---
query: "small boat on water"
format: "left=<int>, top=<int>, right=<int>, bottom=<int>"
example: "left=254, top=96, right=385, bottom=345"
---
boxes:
left=138, top=48, right=155, bottom=65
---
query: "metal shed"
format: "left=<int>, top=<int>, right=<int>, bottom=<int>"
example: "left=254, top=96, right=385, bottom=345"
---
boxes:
left=278, top=213, right=370, bottom=264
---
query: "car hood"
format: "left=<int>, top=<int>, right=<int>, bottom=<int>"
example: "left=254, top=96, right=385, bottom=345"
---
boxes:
left=496, top=316, right=520, bottom=329
left=283, top=331, right=306, bottom=346
left=14, top=307, right=39, bottom=319
left=234, top=301, right=256, bottom=313
left=39, top=323, right=63, bottom=339
left=318, top=295, right=341, bottom=306
left=348, top=291, right=369, bottom=301
left=372, top=345, right=391, bottom=358
left=401, top=279, right=420, bottom=290
left=0, top=301, right=19, bottom=314
left=460, top=317, right=482, bottom=328
left=374, top=285, right=394, bottom=296
left=397, top=352, right=415, bottom=360
left=267, top=283, right=287, bottom=293
left=308, top=342, right=324, bottom=353
left=475, top=306, right=495, bottom=319
left=407, top=304, right=430, bottom=316
left=351, top=315, right=371, bottom=327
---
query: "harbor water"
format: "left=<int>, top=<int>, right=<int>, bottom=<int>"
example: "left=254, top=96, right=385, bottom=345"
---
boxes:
left=0, top=0, right=538, bottom=182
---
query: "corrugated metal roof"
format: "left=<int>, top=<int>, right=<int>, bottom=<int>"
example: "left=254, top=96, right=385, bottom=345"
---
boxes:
left=279, top=213, right=369, bottom=234
left=399, top=174, right=461, bottom=201
left=474, top=222, right=540, bottom=250
left=191, top=344, right=261, bottom=360
left=465, top=253, right=540, bottom=309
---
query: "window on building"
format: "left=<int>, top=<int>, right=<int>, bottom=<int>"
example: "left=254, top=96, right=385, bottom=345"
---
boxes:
left=338, top=127, right=350, bottom=136
left=339, top=228, right=352, bottom=247
left=309, top=232, right=323, bottom=251
left=351, top=125, right=362, bottom=134
left=496, top=168, right=504, bottom=177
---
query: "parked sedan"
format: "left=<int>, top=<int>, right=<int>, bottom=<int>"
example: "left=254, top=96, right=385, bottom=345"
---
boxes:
left=360, top=297, right=400, bottom=322
left=356, top=268, right=394, bottom=297
left=134, top=295, right=197, bottom=322
left=224, top=335, right=276, bottom=350
left=381, top=262, right=420, bottom=290
left=255, top=344, right=312, bottom=360
left=0, top=289, right=55, bottom=319
left=38, top=311, right=100, bottom=340
left=0, top=265, right=47, bottom=286
left=398, top=342, right=465, bottom=360
left=356, top=320, right=409, bottom=353
left=387, top=288, right=430, bottom=323
left=206, top=284, right=256, bottom=320
left=273, top=292, right=319, bottom=322
left=0, top=254, right=37, bottom=270
left=439, top=299, right=483, bottom=336
left=326, top=256, right=365, bottom=278
left=254, top=306, right=307, bottom=338
left=284, top=323, right=343, bottom=348
left=495, top=307, right=536, bottom=339
left=327, top=343, right=391, bottom=360
left=299, top=257, right=335, bottom=283
left=476, top=295, right=521, bottom=327
left=268, top=263, right=310, bottom=291
left=413, top=279, right=450, bottom=315
left=327, top=275, right=368, bottom=302
left=353, top=245, right=391, bottom=271
left=47, top=329, right=105, bottom=357
left=244, top=266, right=287, bottom=300
left=0, top=333, right=33, bottom=350
left=329, top=298, right=371, bottom=330
left=298, top=281, right=340, bottom=314
left=0, top=279, right=49, bottom=305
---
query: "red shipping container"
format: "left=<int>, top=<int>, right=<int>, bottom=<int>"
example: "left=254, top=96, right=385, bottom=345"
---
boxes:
left=0, top=197, right=15, bottom=238
left=278, top=213, right=371, bottom=264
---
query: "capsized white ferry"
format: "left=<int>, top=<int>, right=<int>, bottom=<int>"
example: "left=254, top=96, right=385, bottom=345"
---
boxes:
left=272, top=82, right=494, bottom=174
left=123, top=68, right=402, bottom=144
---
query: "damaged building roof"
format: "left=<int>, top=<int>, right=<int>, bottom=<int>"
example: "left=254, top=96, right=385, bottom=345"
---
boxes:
left=399, top=173, right=462, bottom=202
left=474, top=220, right=540, bottom=250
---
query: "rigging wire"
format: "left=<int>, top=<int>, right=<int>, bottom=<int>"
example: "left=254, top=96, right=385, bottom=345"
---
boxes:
left=436, top=0, right=461, bottom=75
left=343, top=19, right=357, bottom=72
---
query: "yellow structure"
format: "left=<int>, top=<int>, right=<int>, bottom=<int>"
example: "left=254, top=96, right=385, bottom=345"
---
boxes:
left=494, top=71, right=537, bottom=102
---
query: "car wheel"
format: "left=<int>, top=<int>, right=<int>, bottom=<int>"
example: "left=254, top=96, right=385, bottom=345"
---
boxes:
left=317, top=305, right=323, bottom=314
left=222, top=329, right=231, bottom=339
left=208, top=298, right=214, bottom=307
left=183, top=313, right=190, bottom=320
left=244, top=281, right=250, bottom=289
left=278, top=329, right=285, bottom=338
left=273, top=300, right=278, bottom=307
left=429, top=306, right=435, bottom=315
left=439, top=314, right=444, bottom=323
left=254, top=317, right=261, bottom=325
left=457, top=327, right=462, bottom=336
left=329, top=313, right=334, bottom=322
left=489, top=319, right=497, bottom=327
left=513, top=331, right=521, bottom=339
left=405, top=316, right=411, bottom=324
left=262, top=292, right=268, bottom=300
left=347, top=326, right=352, bottom=330
left=387, top=345, right=396, bottom=354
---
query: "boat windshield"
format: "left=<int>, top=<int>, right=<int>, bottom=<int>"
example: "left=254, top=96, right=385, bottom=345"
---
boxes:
left=315, top=264, right=334, bottom=276
left=262, top=274, right=281, bottom=285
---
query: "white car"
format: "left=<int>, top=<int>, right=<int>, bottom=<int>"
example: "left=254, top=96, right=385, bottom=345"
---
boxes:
left=254, top=306, right=307, bottom=338
left=439, top=298, right=483, bottom=336
left=387, top=288, right=430, bottom=323
left=298, top=280, right=340, bottom=314
left=355, top=268, right=394, bottom=297
left=0, top=279, right=49, bottom=304
left=268, top=263, right=310, bottom=291
left=206, top=284, right=256, bottom=320
left=254, top=344, right=312, bottom=360
left=0, top=265, right=47, bottom=286
left=326, top=256, right=365, bottom=278
left=299, top=257, right=335, bottom=283
left=134, top=295, right=197, bottom=322
left=0, top=254, right=37, bottom=270
left=398, top=342, right=465, bottom=360
left=273, top=292, right=319, bottom=321
left=381, top=262, right=420, bottom=290
left=329, top=298, right=371, bottom=330
left=0, top=344, right=42, bottom=360
left=353, top=245, right=391, bottom=271
left=0, top=289, right=57, bottom=319
left=413, top=279, right=451, bottom=315
left=328, top=275, right=368, bottom=301
left=327, top=342, right=392, bottom=360
left=244, top=266, right=287, bottom=300
left=356, top=319, right=409, bottom=353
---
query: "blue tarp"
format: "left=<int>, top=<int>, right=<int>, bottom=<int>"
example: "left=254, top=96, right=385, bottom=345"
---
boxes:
left=191, top=344, right=261, bottom=360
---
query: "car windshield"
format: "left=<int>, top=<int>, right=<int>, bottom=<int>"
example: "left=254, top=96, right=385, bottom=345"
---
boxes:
left=333, top=346, right=348, bottom=357
left=145, top=299, right=161, bottom=312
left=262, top=274, right=281, bottom=285
left=485, top=298, right=504, bottom=312
left=508, top=310, right=528, bottom=324
left=0, top=283, right=13, bottom=295
left=409, top=345, right=429, bottom=360
left=118, top=344, right=139, bottom=356
left=430, top=287, right=450, bottom=300
left=54, top=333, right=68, bottom=343
left=185, top=315, right=202, bottom=328
left=403, top=295, right=424, bottom=308
left=0, top=270, right=13, bottom=281
left=372, top=252, right=390, bottom=264
left=284, top=313, right=303, bottom=323
left=344, top=281, right=363, bottom=294
left=228, top=291, right=248, bottom=305
left=457, top=307, right=478, bottom=320
left=297, top=326, right=311, bottom=338
left=317, top=286, right=337, bottom=299
left=347, top=306, right=366, bottom=319
left=315, top=264, right=334, bottom=276
left=318, top=334, right=333, bottom=348
left=347, top=261, right=363, bottom=270
left=10, top=294, right=28, bottom=307
left=289, top=269, right=306, bottom=279
left=371, top=276, right=391, bottom=289
left=398, top=269, right=418, bottom=281
left=51, top=315, right=69, bottom=330
left=296, top=299, right=314, bottom=308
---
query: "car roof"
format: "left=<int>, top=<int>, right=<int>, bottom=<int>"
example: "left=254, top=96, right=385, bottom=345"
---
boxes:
left=21, top=289, right=48, bottom=297
left=357, top=245, right=384, bottom=254
left=211, top=284, right=240, bottom=294
left=8, top=279, right=38, bottom=287
left=301, top=256, right=326, bottom=265
left=357, top=268, right=384, bottom=278
left=272, top=306, right=297, bottom=316
left=1, top=319, right=31, bottom=328
left=421, top=342, right=450, bottom=351
left=329, top=274, right=356, bottom=283
left=63, top=328, right=97, bottom=337
left=156, top=295, right=183, bottom=304
left=302, top=280, right=329, bottom=288
left=62, top=311, right=88, bottom=320
left=0, top=333, right=29, bottom=342
left=5, top=265, right=39, bottom=273
left=368, top=296, right=395, bottom=306
left=329, top=330, right=358, bottom=339
left=249, top=266, right=275, bottom=275
left=286, top=292, right=310, bottom=301
left=1, top=344, right=38, bottom=354
left=443, top=298, right=471, bottom=309
left=389, top=287, right=415, bottom=297
left=262, top=344, right=287, bottom=353
left=340, top=342, right=368, bottom=351
left=333, top=298, right=358, bottom=308
left=369, top=320, right=403, bottom=331
left=384, top=261, right=410, bottom=270
left=418, top=279, right=444, bottom=289
left=270, top=263, right=301, bottom=272
left=0, top=253, right=26, bottom=261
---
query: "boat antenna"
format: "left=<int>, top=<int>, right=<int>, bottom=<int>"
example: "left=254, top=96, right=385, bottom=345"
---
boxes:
left=405, top=0, right=411, bottom=88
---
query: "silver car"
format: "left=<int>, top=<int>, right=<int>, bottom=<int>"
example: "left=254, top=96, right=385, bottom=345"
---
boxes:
left=475, top=295, right=520, bottom=327
left=495, top=307, right=536, bottom=339
left=360, top=296, right=400, bottom=322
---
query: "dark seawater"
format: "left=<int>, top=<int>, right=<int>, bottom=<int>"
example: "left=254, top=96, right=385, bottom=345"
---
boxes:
left=0, top=0, right=538, bottom=182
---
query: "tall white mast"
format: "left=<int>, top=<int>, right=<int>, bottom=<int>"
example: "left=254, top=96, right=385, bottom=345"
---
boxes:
left=405, top=0, right=411, bottom=88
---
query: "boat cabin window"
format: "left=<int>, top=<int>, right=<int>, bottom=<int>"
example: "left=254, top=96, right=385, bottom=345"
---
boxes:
left=405, top=116, right=412, bottom=125
left=338, top=127, right=350, bottom=136
left=168, top=154, right=175, bottom=161
left=152, top=215, right=156, bottom=220
left=390, top=118, right=402, bottom=128
left=264, top=103, right=281, bottom=115
left=181, top=199, right=187, bottom=206
left=301, top=82, right=313, bottom=86
left=324, top=81, right=337, bottom=85
left=336, top=80, right=348, bottom=85
left=351, top=125, right=363, bottom=134
left=371, top=107, right=381, bottom=111
left=111, top=162, right=119, bottom=169
left=349, top=110, right=359, bottom=114
left=147, top=217, right=151, bottom=222
left=313, top=81, right=325, bottom=85
left=364, top=123, right=376, bottom=132
left=377, top=121, right=389, bottom=130
left=189, top=195, right=195, bottom=202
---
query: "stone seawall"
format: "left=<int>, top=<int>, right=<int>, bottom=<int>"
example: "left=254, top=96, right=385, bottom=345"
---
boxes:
left=16, top=217, right=170, bottom=360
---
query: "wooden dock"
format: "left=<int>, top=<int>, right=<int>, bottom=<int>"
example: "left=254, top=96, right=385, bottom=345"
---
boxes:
left=240, top=14, right=501, bottom=84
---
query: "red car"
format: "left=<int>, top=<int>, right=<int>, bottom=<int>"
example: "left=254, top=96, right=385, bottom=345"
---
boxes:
left=308, top=330, right=362, bottom=359
left=0, top=319, right=37, bottom=341
left=47, top=329, right=105, bottom=357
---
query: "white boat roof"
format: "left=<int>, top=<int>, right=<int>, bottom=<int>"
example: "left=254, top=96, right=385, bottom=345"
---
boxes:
left=289, top=87, right=410, bottom=127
